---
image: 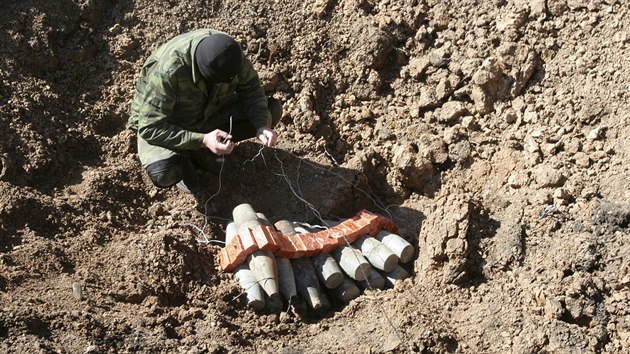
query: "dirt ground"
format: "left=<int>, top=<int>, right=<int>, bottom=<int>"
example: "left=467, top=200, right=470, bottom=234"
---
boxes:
left=1, top=0, right=630, bottom=353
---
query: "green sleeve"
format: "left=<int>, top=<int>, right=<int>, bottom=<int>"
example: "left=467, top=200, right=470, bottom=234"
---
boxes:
left=136, top=69, right=205, bottom=150
left=236, top=58, right=272, bottom=130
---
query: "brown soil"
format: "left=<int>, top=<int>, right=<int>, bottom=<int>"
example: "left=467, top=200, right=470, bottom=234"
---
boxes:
left=2, top=0, right=630, bottom=353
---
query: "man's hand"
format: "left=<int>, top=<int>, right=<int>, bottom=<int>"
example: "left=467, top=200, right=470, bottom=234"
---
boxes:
left=256, top=127, right=278, bottom=148
left=202, top=129, right=234, bottom=155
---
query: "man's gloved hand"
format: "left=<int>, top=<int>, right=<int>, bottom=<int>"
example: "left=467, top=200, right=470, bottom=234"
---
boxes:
left=256, top=127, right=278, bottom=148
left=202, top=129, right=234, bottom=155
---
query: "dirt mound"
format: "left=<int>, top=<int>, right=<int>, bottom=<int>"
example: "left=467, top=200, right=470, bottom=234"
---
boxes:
left=2, top=0, right=630, bottom=352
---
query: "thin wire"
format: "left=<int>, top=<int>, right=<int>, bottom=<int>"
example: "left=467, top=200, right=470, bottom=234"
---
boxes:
left=193, top=117, right=233, bottom=243
left=277, top=147, right=397, bottom=221
left=273, top=151, right=325, bottom=223
left=243, top=144, right=395, bottom=220
left=229, top=275, right=275, bottom=303
left=196, top=239, right=227, bottom=245
left=244, top=145, right=267, bottom=166
left=285, top=296, right=293, bottom=315
left=294, top=158, right=313, bottom=217
left=323, top=146, right=339, bottom=165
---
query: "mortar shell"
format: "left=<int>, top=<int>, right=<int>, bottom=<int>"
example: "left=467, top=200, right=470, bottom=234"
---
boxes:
left=312, top=253, right=344, bottom=289
left=235, top=264, right=266, bottom=311
left=354, top=236, right=399, bottom=272
left=274, top=220, right=298, bottom=236
left=317, top=288, right=331, bottom=314
left=275, top=220, right=325, bottom=310
left=276, top=257, right=297, bottom=300
left=255, top=213, right=272, bottom=226
left=265, top=293, right=283, bottom=313
left=357, top=268, right=386, bottom=290
left=237, top=218, right=262, bottom=237
left=225, top=222, right=238, bottom=243
left=290, top=295, right=308, bottom=319
left=234, top=215, right=279, bottom=297
left=291, top=257, right=324, bottom=310
left=248, top=250, right=279, bottom=297
left=332, top=246, right=372, bottom=282
left=381, top=265, right=411, bottom=287
left=329, top=276, right=361, bottom=303
left=233, top=203, right=259, bottom=225
left=227, top=222, right=265, bottom=311
left=375, top=230, right=415, bottom=263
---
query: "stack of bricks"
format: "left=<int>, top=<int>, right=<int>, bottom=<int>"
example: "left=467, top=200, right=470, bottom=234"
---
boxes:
left=219, top=210, right=399, bottom=272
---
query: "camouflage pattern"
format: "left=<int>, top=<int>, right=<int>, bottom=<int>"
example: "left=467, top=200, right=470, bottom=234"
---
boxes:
left=128, top=29, right=271, bottom=165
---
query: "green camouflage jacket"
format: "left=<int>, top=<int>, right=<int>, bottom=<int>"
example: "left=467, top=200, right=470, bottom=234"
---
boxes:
left=128, top=29, right=271, bottom=150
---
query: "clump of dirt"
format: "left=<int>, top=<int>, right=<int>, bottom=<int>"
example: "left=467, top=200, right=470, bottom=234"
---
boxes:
left=2, top=0, right=630, bottom=352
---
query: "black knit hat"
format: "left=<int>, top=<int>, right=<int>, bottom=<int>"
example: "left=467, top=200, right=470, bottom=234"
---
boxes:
left=195, top=33, right=243, bottom=82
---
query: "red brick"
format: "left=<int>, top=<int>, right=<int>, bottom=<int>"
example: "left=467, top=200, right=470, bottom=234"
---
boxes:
left=270, top=229, right=287, bottom=248
left=226, top=237, right=245, bottom=269
left=362, top=209, right=378, bottom=219
left=355, top=212, right=374, bottom=229
left=316, top=230, right=339, bottom=254
left=238, top=229, right=259, bottom=255
left=273, top=233, right=295, bottom=258
left=327, top=224, right=349, bottom=246
left=308, top=233, right=326, bottom=253
left=321, top=240, right=339, bottom=254
left=358, top=209, right=377, bottom=220
left=360, top=210, right=389, bottom=236
left=298, top=233, right=321, bottom=257
left=286, top=236, right=308, bottom=259
left=251, top=225, right=281, bottom=252
left=346, top=230, right=366, bottom=244
left=343, top=221, right=370, bottom=244
left=218, top=248, right=232, bottom=271
left=232, top=239, right=249, bottom=267
left=378, top=215, right=399, bottom=234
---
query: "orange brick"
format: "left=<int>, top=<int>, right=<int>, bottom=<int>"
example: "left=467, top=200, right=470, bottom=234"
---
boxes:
left=377, top=215, right=399, bottom=234
left=233, top=239, right=249, bottom=267
left=309, top=234, right=326, bottom=253
left=360, top=209, right=378, bottom=218
left=226, top=237, right=245, bottom=269
left=273, top=233, right=295, bottom=258
left=219, top=248, right=232, bottom=271
left=358, top=209, right=377, bottom=219
left=286, top=235, right=308, bottom=259
left=238, top=228, right=259, bottom=254
left=298, top=233, right=321, bottom=257
left=346, top=230, right=366, bottom=244
left=355, top=213, right=374, bottom=229
left=316, top=230, right=339, bottom=254
left=343, top=221, right=369, bottom=244
left=359, top=210, right=388, bottom=236
left=322, top=239, right=339, bottom=254
left=327, top=224, right=349, bottom=246
left=329, top=225, right=346, bottom=244
left=251, top=225, right=281, bottom=252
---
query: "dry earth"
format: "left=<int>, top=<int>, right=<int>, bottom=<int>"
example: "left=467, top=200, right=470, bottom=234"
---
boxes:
left=1, top=0, right=630, bottom=353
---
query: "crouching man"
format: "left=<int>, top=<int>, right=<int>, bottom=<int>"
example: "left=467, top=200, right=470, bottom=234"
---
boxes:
left=128, top=29, right=281, bottom=193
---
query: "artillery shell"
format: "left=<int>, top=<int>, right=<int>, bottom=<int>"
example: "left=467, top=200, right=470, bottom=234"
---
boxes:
left=354, top=236, right=399, bottom=272
left=375, top=230, right=415, bottom=263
